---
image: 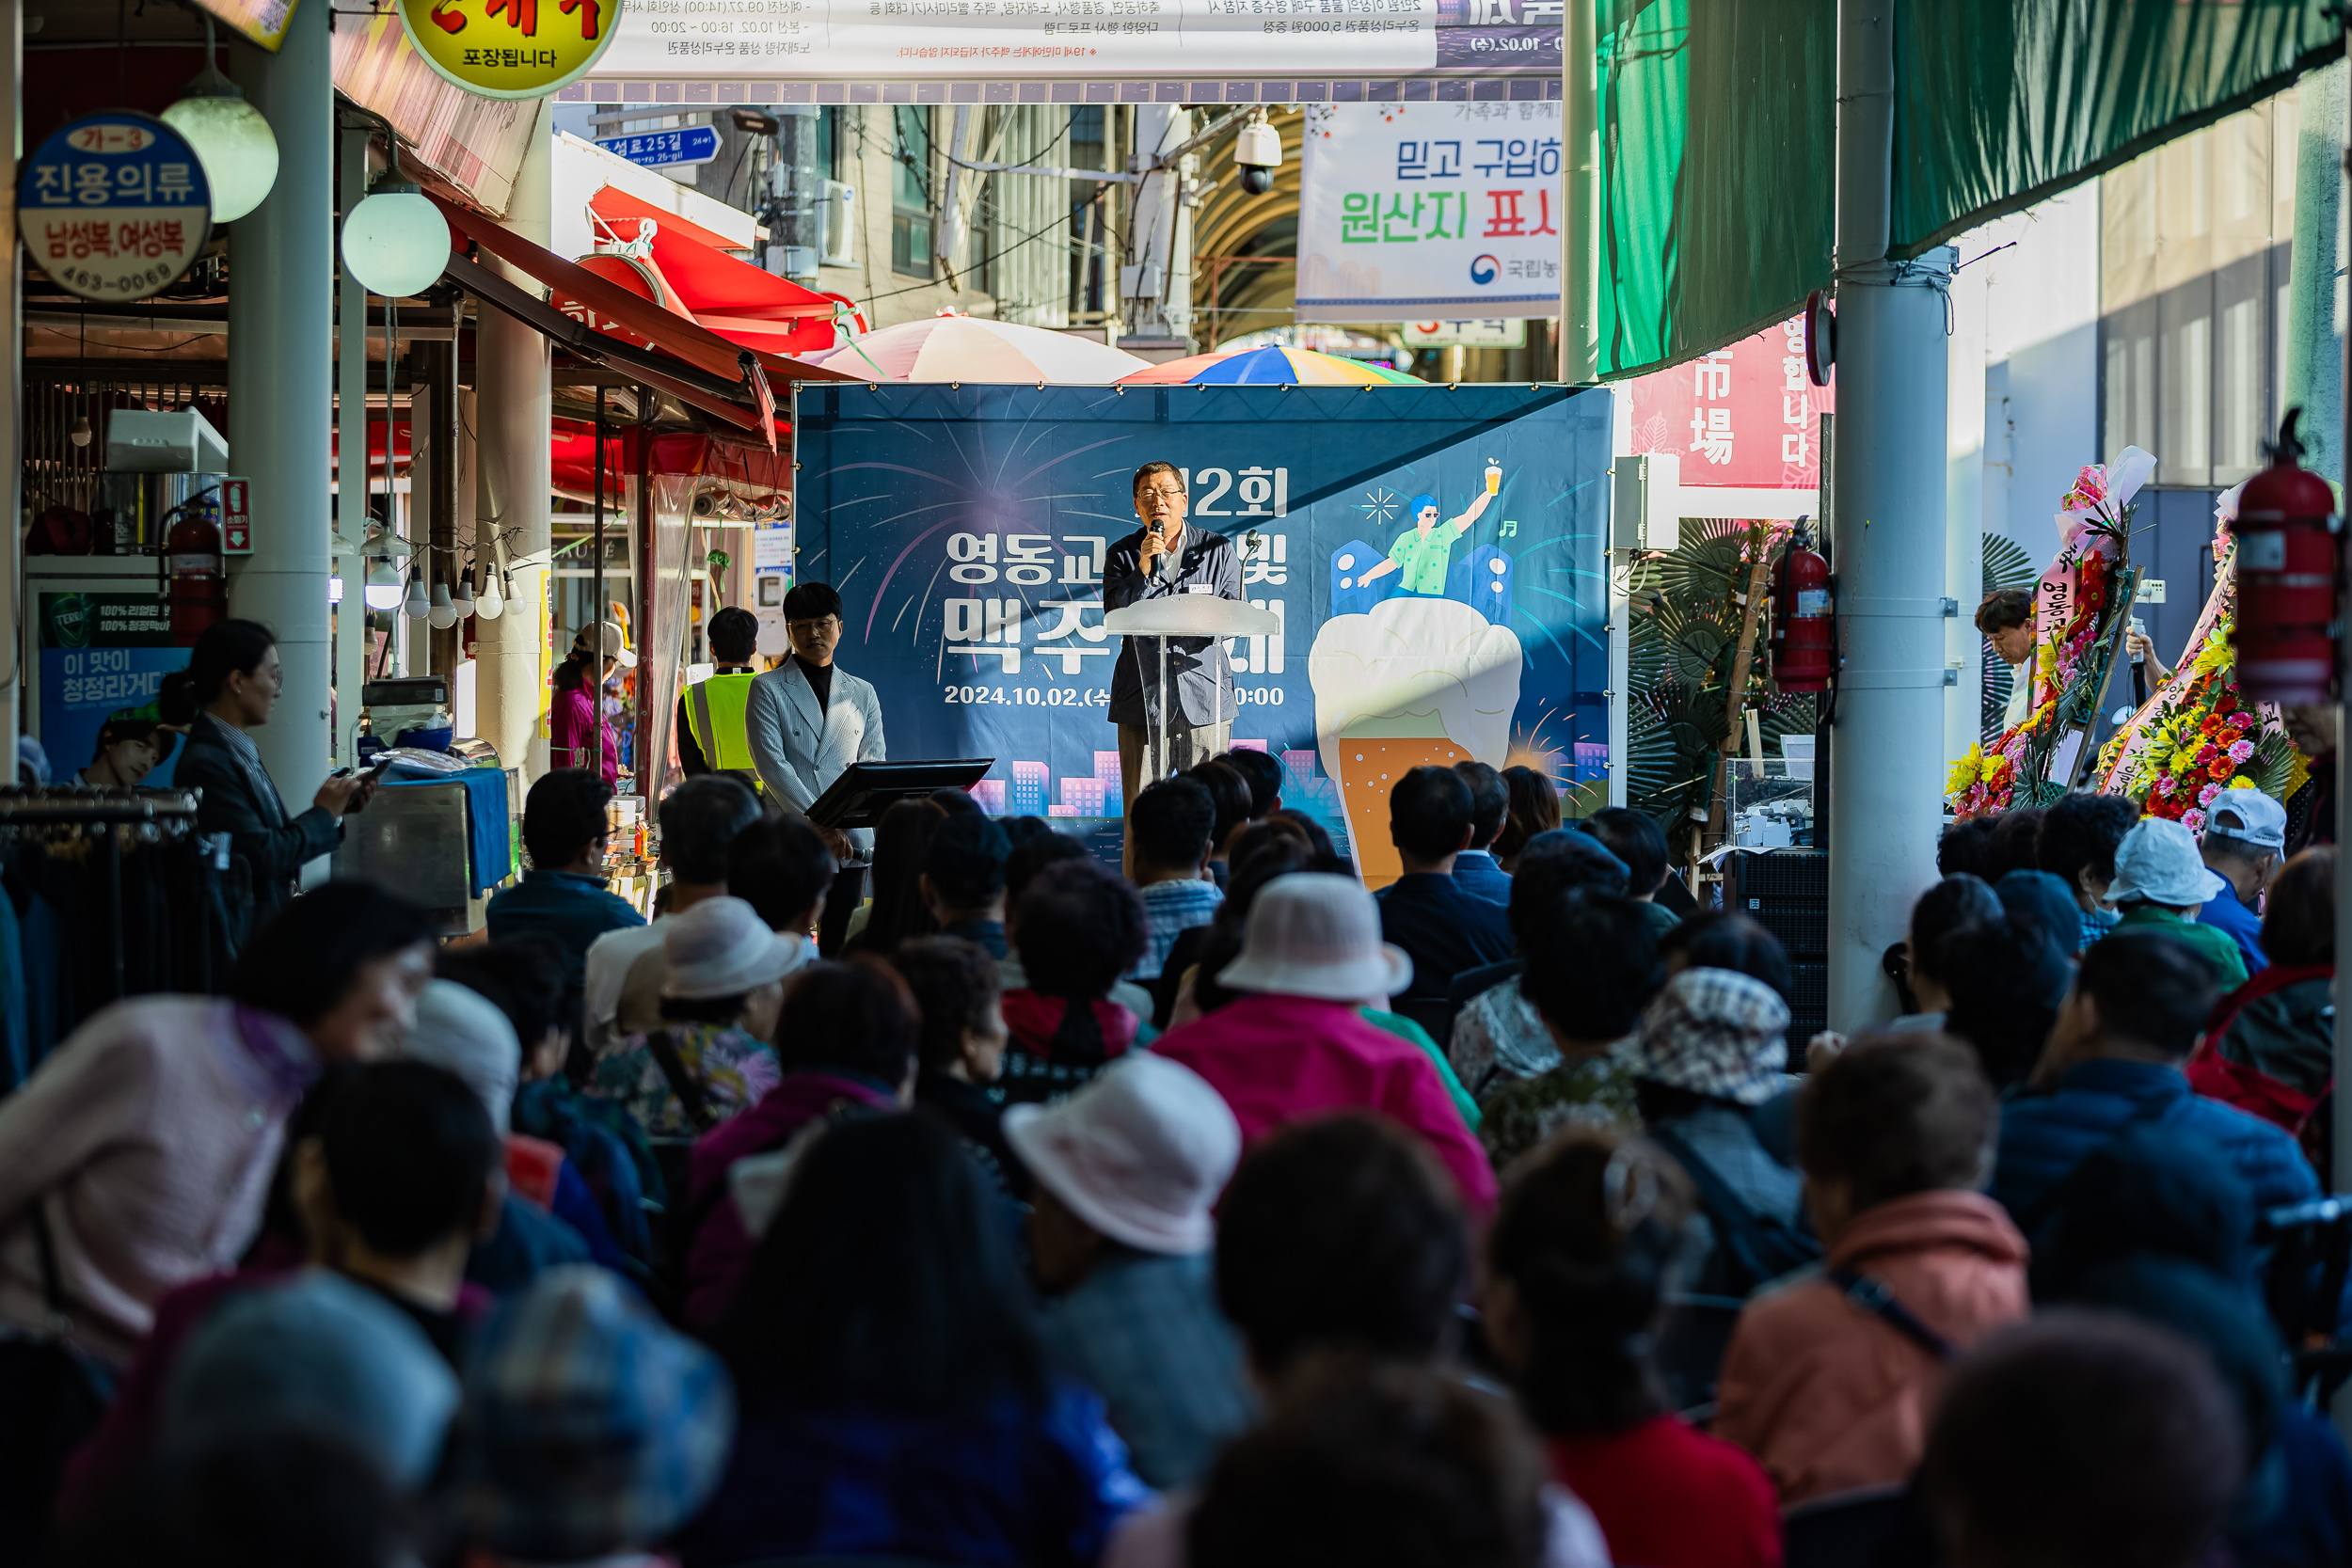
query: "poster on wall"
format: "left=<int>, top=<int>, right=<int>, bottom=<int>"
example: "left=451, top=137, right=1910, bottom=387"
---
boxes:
left=1295, top=101, right=1562, bottom=323
left=580, top=0, right=1558, bottom=94
left=793, top=382, right=1609, bottom=883
left=36, top=593, right=193, bottom=788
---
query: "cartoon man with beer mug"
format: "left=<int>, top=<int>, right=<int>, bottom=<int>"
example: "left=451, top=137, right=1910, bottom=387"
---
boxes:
left=1359, top=462, right=1502, bottom=600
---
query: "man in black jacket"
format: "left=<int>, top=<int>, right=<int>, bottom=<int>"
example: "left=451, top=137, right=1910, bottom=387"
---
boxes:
left=1105, top=461, right=1242, bottom=813
left=178, top=619, right=372, bottom=958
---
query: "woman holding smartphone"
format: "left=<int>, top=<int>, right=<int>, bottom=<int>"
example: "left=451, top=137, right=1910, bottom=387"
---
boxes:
left=178, top=620, right=378, bottom=959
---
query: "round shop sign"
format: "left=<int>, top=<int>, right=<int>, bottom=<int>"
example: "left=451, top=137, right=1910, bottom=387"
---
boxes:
left=19, top=111, right=213, bottom=306
left=398, top=0, right=624, bottom=101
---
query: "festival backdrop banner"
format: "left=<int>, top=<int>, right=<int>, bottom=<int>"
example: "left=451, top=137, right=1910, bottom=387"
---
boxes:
left=793, top=382, right=1610, bottom=882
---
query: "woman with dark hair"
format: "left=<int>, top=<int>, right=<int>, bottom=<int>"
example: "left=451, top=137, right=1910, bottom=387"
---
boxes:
left=176, top=619, right=373, bottom=954
left=685, top=1115, right=1150, bottom=1565
left=1185, top=758, right=1254, bottom=883
left=1000, top=860, right=1152, bottom=1105
left=840, top=797, right=947, bottom=956
left=1493, top=766, right=1563, bottom=874
left=1484, top=1128, right=1780, bottom=1568
left=548, top=622, right=631, bottom=783
left=0, top=880, right=436, bottom=1529
left=1941, top=914, right=2073, bottom=1091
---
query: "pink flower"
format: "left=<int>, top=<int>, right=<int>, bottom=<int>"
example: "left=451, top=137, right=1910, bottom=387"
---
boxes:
left=2197, top=783, right=2222, bottom=806
left=2154, top=776, right=2175, bottom=797
left=2228, top=738, right=2255, bottom=764
left=2183, top=808, right=2206, bottom=832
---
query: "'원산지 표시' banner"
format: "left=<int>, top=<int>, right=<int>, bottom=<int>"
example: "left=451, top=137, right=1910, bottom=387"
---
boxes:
left=792, top=382, right=1609, bottom=885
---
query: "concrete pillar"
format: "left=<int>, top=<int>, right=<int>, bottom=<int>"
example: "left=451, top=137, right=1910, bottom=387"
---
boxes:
left=1824, top=0, right=1950, bottom=1030
left=1947, top=251, right=1987, bottom=761
left=336, top=123, right=370, bottom=762
left=0, top=1, right=20, bottom=774
left=228, top=0, right=332, bottom=831
left=473, top=106, right=553, bottom=780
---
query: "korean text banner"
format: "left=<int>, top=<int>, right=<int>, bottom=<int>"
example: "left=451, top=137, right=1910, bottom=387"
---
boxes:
left=794, top=382, right=1610, bottom=885
left=1298, top=101, right=1561, bottom=322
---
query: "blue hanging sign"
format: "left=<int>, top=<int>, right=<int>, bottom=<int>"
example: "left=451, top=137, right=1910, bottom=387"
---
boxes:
left=18, top=111, right=213, bottom=306
left=594, top=126, right=721, bottom=170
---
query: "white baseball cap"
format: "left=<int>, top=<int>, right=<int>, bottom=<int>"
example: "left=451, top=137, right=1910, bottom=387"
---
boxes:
left=1003, top=1054, right=1241, bottom=1254
left=662, top=895, right=808, bottom=1000
left=2206, top=786, right=2287, bottom=851
left=577, top=620, right=637, bottom=668
left=1216, top=873, right=1413, bottom=1002
left=2105, top=816, right=2213, bottom=909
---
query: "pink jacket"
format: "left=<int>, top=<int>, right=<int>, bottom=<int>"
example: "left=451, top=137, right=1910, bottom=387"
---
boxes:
left=549, top=681, right=618, bottom=782
left=0, top=998, right=317, bottom=1366
left=1151, top=993, right=1498, bottom=1213
left=1712, top=1189, right=2029, bottom=1502
left=683, top=1069, right=901, bottom=1326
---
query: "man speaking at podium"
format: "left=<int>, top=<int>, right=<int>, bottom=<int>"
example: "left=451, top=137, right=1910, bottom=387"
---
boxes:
left=1106, top=460, right=1243, bottom=813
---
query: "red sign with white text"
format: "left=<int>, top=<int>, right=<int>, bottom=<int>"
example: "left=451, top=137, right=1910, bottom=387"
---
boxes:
left=1623, top=316, right=1833, bottom=489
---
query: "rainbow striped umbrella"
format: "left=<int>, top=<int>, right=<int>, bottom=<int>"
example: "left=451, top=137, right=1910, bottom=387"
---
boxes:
left=1115, top=345, right=1423, bottom=386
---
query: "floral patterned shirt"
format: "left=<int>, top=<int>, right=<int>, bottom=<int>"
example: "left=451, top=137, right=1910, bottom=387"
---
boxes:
left=1476, top=1037, right=1644, bottom=1175
left=587, top=1020, right=781, bottom=1138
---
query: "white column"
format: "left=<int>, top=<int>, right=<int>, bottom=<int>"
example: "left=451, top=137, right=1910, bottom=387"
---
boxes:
left=336, top=122, right=370, bottom=762
left=473, top=106, right=553, bottom=780
left=227, top=0, right=332, bottom=835
left=1824, top=0, right=1950, bottom=1030
left=1947, top=247, right=1986, bottom=762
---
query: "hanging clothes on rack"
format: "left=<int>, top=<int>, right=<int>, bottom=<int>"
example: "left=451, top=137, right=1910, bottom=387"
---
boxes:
left=0, top=788, right=228, bottom=1090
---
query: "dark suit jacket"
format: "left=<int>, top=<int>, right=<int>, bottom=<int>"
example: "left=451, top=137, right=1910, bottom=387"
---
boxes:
left=1450, top=849, right=1512, bottom=907
left=1375, top=872, right=1517, bottom=1002
left=1104, top=523, right=1243, bottom=727
left=177, top=713, right=342, bottom=954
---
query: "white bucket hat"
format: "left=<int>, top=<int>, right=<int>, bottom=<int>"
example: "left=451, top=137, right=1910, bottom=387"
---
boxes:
left=662, top=895, right=806, bottom=1000
left=1215, top=873, right=1413, bottom=1002
left=402, top=978, right=522, bottom=1133
left=2105, top=816, right=2213, bottom=909
left=1003, top=1055, right=1241, bottom=1254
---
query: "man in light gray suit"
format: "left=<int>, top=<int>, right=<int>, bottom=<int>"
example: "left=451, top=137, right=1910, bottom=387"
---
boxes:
left=745, top=580, right=887, bottom=954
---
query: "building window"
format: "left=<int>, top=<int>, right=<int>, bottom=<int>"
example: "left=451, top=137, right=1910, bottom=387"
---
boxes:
left=892, top=106, right=934, bottom=277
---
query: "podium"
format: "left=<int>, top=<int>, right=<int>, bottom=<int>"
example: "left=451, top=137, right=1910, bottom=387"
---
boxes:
left=1104, top=596, right=1281, bottom=787
left=807, top=758, right=996, bottom=830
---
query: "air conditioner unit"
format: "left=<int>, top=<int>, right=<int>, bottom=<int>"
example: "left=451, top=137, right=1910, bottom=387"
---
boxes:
left=820, top=181, right=856, bottom=267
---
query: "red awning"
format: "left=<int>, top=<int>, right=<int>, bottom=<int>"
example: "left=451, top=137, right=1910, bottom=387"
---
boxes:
left=549, top=422, right=790, bottom=510
left=584, top=186, right=867, bottom=358
left=432, top=194, right=862, bottom=448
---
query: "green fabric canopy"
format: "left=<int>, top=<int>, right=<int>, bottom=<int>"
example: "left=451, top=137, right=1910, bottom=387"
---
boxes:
left=1593, top=0, right=2342, bottom=380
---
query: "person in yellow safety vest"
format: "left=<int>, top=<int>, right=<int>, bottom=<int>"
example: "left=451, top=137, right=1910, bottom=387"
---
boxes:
left=680, top=606, right=764, bottom=792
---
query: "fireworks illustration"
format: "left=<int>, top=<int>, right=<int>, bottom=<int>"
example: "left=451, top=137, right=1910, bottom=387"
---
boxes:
left=1359, top=487, right=1404, bottom=531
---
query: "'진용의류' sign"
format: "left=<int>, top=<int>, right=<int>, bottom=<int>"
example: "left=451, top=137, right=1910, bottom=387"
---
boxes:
left=20, top=113, right=212, bottom=307
left=399, top=0, right=625, bottom=100
left=1295, top=101, right=1562, bottom=322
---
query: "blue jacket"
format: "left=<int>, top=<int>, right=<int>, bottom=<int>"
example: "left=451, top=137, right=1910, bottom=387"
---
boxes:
left=1375, top=872, right=1517, bottom=1001
left=1450, top=849, right=1513, bottom=907
left=485, top=869, right=644, bottom=986
left=2199, top=870, right=2270, bottom=975
left=1991, top=1059, right=2319, bottom=1232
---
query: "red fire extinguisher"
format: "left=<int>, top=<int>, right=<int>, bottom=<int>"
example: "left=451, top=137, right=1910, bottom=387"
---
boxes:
left=166, top=493, right=228, bottom=646
left=2233, top=408, right=2341, bottom=705
left=1771, top=519, right=1833, bottom=692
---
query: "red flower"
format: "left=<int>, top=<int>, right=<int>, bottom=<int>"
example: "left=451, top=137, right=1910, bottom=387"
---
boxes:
left=2208, top=757, right=2233, bottom=780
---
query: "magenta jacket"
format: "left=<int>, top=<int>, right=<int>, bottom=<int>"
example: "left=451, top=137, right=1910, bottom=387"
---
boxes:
left=1151, top=992, right=1499, bottom=1214
left=683, top=1069, right=901, bottom=1326
left=548, top=681, right=617, bottom=782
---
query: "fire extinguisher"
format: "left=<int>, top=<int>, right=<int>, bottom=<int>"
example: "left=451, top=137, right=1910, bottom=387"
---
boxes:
left=2233, top=407, right=2341, bottom=705
left=1771, top=518, right=1833, bottom=692
left=166, top=492, right=228, bottom=646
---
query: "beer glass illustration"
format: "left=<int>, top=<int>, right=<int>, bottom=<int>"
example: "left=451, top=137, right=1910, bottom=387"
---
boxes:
left=1311, top=598, right=1522, bottom=890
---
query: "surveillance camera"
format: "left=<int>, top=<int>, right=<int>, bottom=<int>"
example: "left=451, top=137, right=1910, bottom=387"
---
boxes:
left=1234, top=117, right=1281, bottom=197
